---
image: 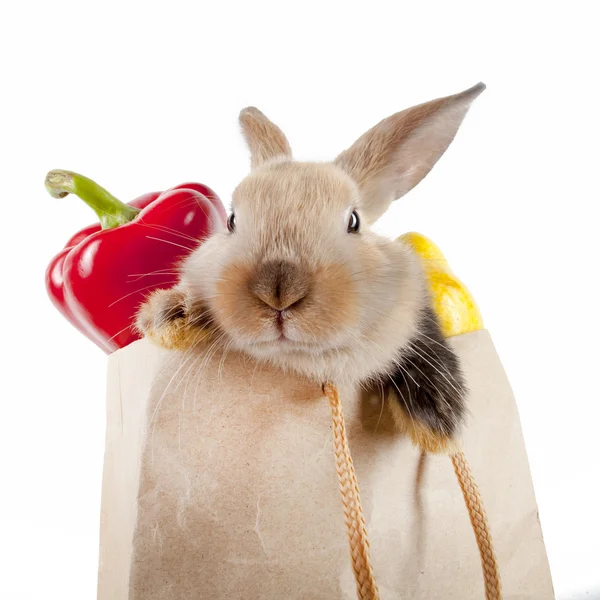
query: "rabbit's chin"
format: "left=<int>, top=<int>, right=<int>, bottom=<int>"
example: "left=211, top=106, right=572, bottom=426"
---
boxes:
left=228, top=333, right=344, bottom=367
left=220, top=315, right=411, bottom=386
left=210, top=325, right=336, bottom=381
left=234, top=340, right=363, bottom=384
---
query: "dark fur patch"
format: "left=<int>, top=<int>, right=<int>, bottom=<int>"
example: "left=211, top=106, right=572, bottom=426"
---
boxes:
left=376, top=306, right=467, bottom=437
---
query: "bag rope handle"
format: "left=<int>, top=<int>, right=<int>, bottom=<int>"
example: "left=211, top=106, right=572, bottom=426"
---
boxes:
left=323, top=382, right=502, bottom=600
left=324, top=383, right=380, bottom=600
left=450, top=451, right=502, bottom=599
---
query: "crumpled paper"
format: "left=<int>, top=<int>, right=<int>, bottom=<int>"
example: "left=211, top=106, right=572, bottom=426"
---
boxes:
left=98, top=329, right=554, bottom=599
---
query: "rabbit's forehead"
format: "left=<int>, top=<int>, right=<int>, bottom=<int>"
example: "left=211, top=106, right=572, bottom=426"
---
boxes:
left=233, top=162, right=357, bottom=217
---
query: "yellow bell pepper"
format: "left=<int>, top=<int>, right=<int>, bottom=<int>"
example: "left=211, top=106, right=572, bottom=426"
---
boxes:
left=398, top=232, right=483, bottom=338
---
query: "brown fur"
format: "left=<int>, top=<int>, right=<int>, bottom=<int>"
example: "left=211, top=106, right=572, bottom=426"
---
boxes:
left=248, top=260, right=310, bottom=311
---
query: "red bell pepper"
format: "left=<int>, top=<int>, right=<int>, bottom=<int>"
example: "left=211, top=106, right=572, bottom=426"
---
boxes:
left=45, top=170, right=226, bottom=353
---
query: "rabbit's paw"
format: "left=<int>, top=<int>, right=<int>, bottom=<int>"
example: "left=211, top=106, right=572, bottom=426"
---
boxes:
left=388, top=402, right=461, bottom=454
left=136, top=288, right=213, bottom=351
left=383, top=306, right=467, bottom=454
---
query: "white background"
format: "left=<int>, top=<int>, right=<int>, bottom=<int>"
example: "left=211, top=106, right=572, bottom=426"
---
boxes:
left=1, top=1, right=599, bottom=599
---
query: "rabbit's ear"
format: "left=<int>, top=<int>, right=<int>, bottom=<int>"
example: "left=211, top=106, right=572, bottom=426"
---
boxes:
left=334, top=83, right=485, bottom=222
left=239, top=107, right=292, bottom=169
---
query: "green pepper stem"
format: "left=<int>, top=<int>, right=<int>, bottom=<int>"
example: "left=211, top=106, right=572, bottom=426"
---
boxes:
left=45, top=170, right=141, bottom=229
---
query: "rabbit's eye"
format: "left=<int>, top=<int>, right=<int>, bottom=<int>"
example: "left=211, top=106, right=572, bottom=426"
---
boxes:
left=227, top=213, right=236, bottom=233
left=347, top=210, right=360, bottom=234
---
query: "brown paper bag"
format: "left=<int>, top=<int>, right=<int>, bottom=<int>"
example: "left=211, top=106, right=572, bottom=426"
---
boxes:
left=98, top=329, right=554, bottom=599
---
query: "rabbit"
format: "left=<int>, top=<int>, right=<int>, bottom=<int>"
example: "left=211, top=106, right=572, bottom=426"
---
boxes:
left=137, top=83, right=486, bottom=453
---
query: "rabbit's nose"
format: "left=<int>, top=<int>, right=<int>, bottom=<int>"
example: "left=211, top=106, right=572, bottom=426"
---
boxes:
left=249, top=260, right=310, bottom=311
